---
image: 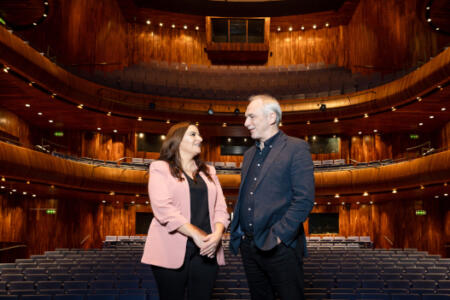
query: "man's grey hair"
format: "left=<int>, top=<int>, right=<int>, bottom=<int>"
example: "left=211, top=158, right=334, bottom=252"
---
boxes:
left=249, top=94, right=282, bottom=126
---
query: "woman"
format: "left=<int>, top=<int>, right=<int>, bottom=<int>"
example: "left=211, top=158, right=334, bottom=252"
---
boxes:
left=141, top=122, right=230, bottom=300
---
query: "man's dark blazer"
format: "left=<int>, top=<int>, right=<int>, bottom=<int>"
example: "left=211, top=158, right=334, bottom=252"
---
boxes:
left=230, top=131, right=315, bottom=254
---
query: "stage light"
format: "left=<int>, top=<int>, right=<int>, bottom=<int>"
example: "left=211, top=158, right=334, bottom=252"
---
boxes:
left=319, top=104, right=327, bottom=111
left=207, top=107, right=214, bottom=115
left=137, top=117, right=143, bottom=121
left=234, top=108, right=240, bottom=115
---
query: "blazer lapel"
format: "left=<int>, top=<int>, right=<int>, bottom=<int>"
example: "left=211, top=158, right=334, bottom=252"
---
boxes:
left=253, top=132, right=287, bottom=191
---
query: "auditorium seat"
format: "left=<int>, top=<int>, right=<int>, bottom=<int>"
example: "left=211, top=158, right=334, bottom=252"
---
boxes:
left=20, top=296, right=52, bottom=300
left=391, top=294, right=420, bottom=300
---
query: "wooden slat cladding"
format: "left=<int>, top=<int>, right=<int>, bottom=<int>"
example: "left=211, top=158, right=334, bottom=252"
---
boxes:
left=0, top=191, right=448, bottom=259
left=11, top=0, right=446, bottom=71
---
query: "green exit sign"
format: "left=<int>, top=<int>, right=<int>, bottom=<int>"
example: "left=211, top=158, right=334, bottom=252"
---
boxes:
left=54, top=131, right=64, bottom=137
left=415, top=210, right=426, bottom=216
left=46, top=209, right=56, bottom=215
left=410, top=134, right=419, bottom=139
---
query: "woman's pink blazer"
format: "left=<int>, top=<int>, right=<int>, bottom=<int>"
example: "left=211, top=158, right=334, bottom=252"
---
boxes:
left=141, top=160, right=230, bottom=269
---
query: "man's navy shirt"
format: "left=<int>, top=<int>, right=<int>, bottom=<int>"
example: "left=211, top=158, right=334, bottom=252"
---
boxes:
left=239, top=131, right=281, bottom=234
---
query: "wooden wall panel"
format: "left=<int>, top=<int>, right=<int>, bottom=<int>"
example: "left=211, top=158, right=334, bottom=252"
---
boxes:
left=14, top=0, right=446, bottom=72
left=0, top=107, right=31, bottom=146
left=1, top=192, right=447, bottom=260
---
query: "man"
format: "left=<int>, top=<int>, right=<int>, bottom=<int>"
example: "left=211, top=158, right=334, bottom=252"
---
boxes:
left=230, top=94, right=315, bottom=300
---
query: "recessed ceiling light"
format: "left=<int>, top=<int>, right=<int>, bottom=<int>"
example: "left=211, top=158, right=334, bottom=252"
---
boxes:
left=325, top=23, right=329, bottom=27
left=416, top=96, right=422, bottom=101
left=301, top=26, right=305, bottom=30
left=306, top=120, right=310, bottom=125
left=356, top=201, right=360, bottom=205
left=12, top=189, right=16, bottom=192
left=358, top=131, right=362, bottom=135
left=138, top=133, right=144, bottom=138
left=426, top=6, right=430, bottom=9
left=107, top=112, right=111, bottom=116
left=277, top=26, right=281, bottom=31
left=195, top=26, right=199, bottom=30
left=166, top=120, right=170, bottom=124
left=288, top=26, right=293, bottom=31
left=429, top=115, right=434, bottom=119
left=427, top=18, right=432, bottom=22
left=222, top=123, right=227, bottom=127
left=32, top=194, right=36, bottom=197
left=436, top=27, right=440, bottom=31
left=37, top=112, right=42, bottom=115
left=434, top=195, right=439, bottom=199
left=392, top=189, right=397, bottom=194
left=102, top=200, right=106, bottom=203
left=32, top=22, right=37, bottom=26
left=97, top=127, right=101, bottom=131
left=327, top=202, right=331, bottom=205
left=137, top=116, right=143, bottom=121
left=146, top=20, right=151, bottom=25
left=25, top=104, right=31, bottom=107
left=334, top=117, right=339, bottom=123
left=313, top=24, right=317, bottom=29
left=341, top=202, right=345, bottom=205
left=113, top=129, right=117, bottom=133
left=77, top=104, right=83, bottom=109
left=419, top=122, right=423, bottom=126
left=363, top=191, right=369, bottom=196
left=369, top=201, right=373, bottom=205
left=391, top=107, right=396, bottom=111
left=314, top=202, right=317, bottom=205
left=159, top=22, right=163, bottom=27
left=373, top=129, right=378, bottom=133
left=145, top=201, right=149, bottom=204
left=183, top=25, right=187, bottom=30
left=441, top=107, right=446, bottom=111
left=131, top=201, right=135, bottom=204
left=364, top=113, right=368, bottom=118
left=334, top=194, right=340, bottom=198
left=0, top=186, right=4, bottom=189
left=171, top=24, right=175, bottom=28
left=23, top=191, right=27, bottom=195
left=43, top=13, right=47, bottom=17
left=49, top=120, right=53, bottom=123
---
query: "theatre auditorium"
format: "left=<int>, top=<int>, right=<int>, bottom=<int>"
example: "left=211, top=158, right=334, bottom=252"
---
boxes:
left=0, top=0, right=449, bottom=299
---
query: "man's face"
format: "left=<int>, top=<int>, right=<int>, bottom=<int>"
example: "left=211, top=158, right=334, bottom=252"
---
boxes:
left=244, top=99, right=272, bottom=141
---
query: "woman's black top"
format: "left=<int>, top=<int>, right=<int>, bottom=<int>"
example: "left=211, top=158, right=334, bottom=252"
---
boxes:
left=184, top=171, right=212, bottom=235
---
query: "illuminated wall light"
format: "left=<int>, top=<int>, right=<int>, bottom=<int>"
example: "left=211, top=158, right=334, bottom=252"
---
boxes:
left=12, top=189, right=16, bottom=192
left=334, top=117, right=339, bottom=123
left=138, top=133, right=144, bottom=139
left=37, top=112, right=42, bottom=116
left=277, top=26, right=281, bottom=32
left=50, top=185, right=55, bottom=189
left=97, top=127, right=101, bottom=131
left=77, top=104, right=84, bottom=109
left=444, top=193, right=448, bottom=197
left=314, top=202, right=317, bottom=205
left=334, top=194, right=340, bottom=198
left=444, top=182, right=448, bottom=186
left=166, top=119, right=171, bottom=124
left=146, top=20, right=151, bottom=25
left=0, top=186, right=4, bottom=189
left=48, top=120, right=53, bottom=123
left=116, top=201, right=119, bottom=204
left=373, top=129, right=378, bottom=133
left=135, top=194, right=140, bottom=198
left=183, top=25, right=187, bottom=30
left=356, top=201, right=360, bottom=205
left=391, top=107, right=396, bottom=111
left=23, top=191, right=27, bottom=195
left=102, top=200, right=106, bottom=203
left=312, top=24, right=317, bottom=29
left=159, top=22, right=163, bottom=27
left=26, top=181, right=30, bottom=184
left=227, top=138, right=231, bottom=142
left=392, top=189, right=397, bottom=194
left=44, top=2, right=48, bottom=5
left=51, top=93, right=56, bottom=98
left=195, top=122, right=199, bottom=126
left=195, top=26, right=199, bottom=30
left=171, top=24, right=176, bottom=28
left=145, top=201, right=149, bottom=204
left=32, top=194, right=36, bottom=197
left=325, top=22, right=330, bottom=27
left=427, top=18, right=432, bottom=22
left=306, top=120, right=310, bottom=125
left=137, top=116, right=143, bottom=121
left=32, top=22, right=37, bottom=26
left=429, top=115, right=434, bottom=119
left=327, top=202, right=331, bottom=205
left=437, top=85, right=443, bottom=90
left=363, top=113, right=368, bottom=118
left=358, top=131, right=362, bottom=135
left=418, top=122, right=423, bottom=126
left=288, top=26, right=293, bottom=31
left=25, top=104, right=31, bottom=107
left=0, top=177, right=4, bottom=182
left=28, top=82, right=34, bottom=86
left=113, top=129, right=118, bottom=133
left=301, top=26, right=305, bottom=30
left=341, top=202, right=345, bottom=205
left=363, top=191, right=369, bottom=196
left=426, top=6, right=430, bottom=9
left=279, top=122, right=283, bottom=127
left=420, top=185, right=425, bottom=190
left=131, top=201, right=135, bottom=204
left=161, top=135, right=166, bottom=140
left=417, top=96, right=422, bottom=101
left=222, top=123, right=227, bottom=127
left=312, top=136, right=317, bottom=141
left=436, top=28, right=440, bottom=31
left=434, top=195, right=439, bottom=199
left=107, top=112, right=111, bottom=116
left=244, top=138, right=247, bottom=142
left=43, top=13, right=47, bottom=17
left=441, top=107, right=446, bottom=111
left=109, top=191, right=115, bottom=196
left=369, top=201, right=373, bottom=205
left=3, top=67, right=9, bottom=73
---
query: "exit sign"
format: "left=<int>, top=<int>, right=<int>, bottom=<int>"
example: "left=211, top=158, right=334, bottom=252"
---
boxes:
left=410, top=134, right=419, bottom=139
left=46, top=209, right=56, bottom=215
left=54, top=131, right=64, bottom=137
left=415, top=210, right=426, bottom=216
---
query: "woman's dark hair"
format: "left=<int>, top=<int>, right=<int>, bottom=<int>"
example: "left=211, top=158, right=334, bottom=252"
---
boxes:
left=159, top=122, right=212, bottom=182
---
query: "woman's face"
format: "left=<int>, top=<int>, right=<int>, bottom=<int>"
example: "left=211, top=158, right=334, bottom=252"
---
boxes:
left=179, top=125, right=203, bottom=158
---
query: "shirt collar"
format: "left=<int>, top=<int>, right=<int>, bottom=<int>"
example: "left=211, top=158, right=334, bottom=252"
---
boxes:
left=255, top=130, right=281, bottom=150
